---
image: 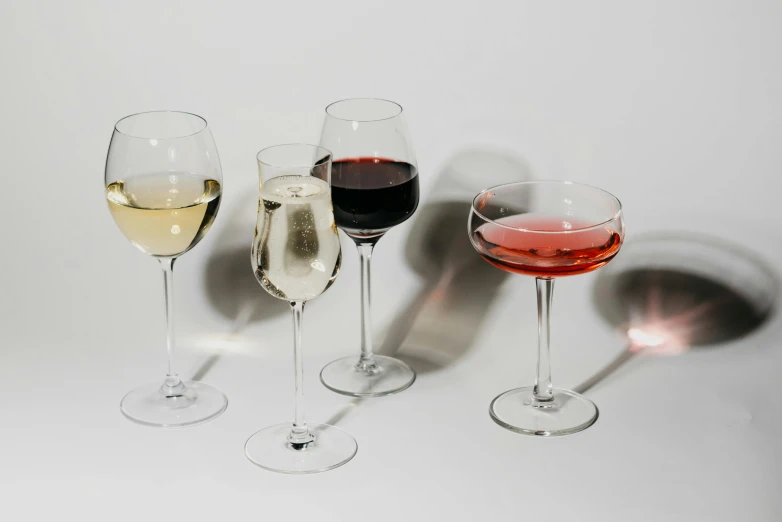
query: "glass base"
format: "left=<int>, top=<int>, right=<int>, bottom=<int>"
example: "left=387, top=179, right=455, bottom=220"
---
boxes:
left=320, top=355, right=416, bottom=398
left=120, top=381, right=228, bottom=428
left=245, top=423, right=357, bottom=474
left=489, top=386, right=598, bottom=436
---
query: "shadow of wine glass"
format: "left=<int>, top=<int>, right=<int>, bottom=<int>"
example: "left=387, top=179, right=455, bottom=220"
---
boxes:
left=190, top=188, right=288, bottom=380
left=322, top=398, right=363, bottom=427
left=375, top=147, right=532, bottom=373
left=575, top=231, right=778, bottom=394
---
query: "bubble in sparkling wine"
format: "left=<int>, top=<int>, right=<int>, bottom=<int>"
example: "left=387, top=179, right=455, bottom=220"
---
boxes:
left=252, top=175, right=341, bottom=301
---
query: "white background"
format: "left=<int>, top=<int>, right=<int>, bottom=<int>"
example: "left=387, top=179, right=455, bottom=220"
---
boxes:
left=2, top=1, right=781, bottom=520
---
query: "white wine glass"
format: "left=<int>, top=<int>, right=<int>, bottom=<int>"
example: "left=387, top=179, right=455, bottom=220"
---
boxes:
left=245, top=144, right=357, bottom=474
left=105, top=111, right=228, bottom=427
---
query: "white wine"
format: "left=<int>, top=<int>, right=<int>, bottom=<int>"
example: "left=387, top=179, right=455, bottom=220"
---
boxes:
left=106, top=172, right=221, bottom=257
left=252, top=175, right=341, bottom=301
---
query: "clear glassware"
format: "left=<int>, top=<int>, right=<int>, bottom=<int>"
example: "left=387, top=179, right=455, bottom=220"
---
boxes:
left=318, top=98, right=419, bottom=397
left=245, top=144, right=357, bottom=474
left=468, top=180, right=625, bottom=436
left=105, top=111, right=228, bottom=427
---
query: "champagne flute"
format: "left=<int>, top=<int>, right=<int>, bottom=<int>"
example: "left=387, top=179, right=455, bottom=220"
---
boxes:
left=318, top=98, right=419, bottom=397
left=105, top=111, right=228, bottom=427
left=245, top=144, right=357, bottom=474
left=468, top=181, right=625, bottom=436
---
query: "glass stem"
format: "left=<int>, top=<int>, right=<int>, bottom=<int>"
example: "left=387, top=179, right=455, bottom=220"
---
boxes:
left=288, top=301, right=313, bottom=448
left=159, top=257, right=183, bottom=394
left=533, top=277, right=554, bottom=403
left=356, top=243, right=378, bottom=372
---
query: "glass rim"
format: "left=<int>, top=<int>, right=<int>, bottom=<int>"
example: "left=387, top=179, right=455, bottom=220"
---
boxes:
left=325, top=98, right=403, bottom=122
left=471, top=180, right=624, bottom=233
left=113, top=110, right=208, bottom=140
left=256, top=143, right=333, bottom=169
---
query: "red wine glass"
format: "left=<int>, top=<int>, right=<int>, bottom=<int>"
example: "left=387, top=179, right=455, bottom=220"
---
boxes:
left=318, top=98, right=419, bottom=397
left=468, top=180, right=625, bottom=436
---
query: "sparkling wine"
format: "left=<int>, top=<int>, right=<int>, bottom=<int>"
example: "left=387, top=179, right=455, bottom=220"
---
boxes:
left=252, top=175, right=341, bottom=301
left=472, top=214, right=622, bottom=277
left=324, top=157, right=419, bottom=238
left=106, top=172, right=221, bottom=257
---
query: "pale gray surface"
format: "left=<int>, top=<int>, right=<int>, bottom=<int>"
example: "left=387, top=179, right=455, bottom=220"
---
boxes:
left=2, top=1, right=781, bottom=520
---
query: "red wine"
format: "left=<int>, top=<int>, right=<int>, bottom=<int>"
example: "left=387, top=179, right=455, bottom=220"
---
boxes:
left=472, top=214, right=622, bottom=278
left=326, top=158, right=419, bottom=238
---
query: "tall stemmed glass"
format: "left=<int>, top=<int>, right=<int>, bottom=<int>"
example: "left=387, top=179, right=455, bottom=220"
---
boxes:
left=105, top=111, right=228, bottom=427
left=468, top=181, right=625, bottom=436
left=246, top=144, right=357, bottom=474
left=318, top=98, right=419, bottom=397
